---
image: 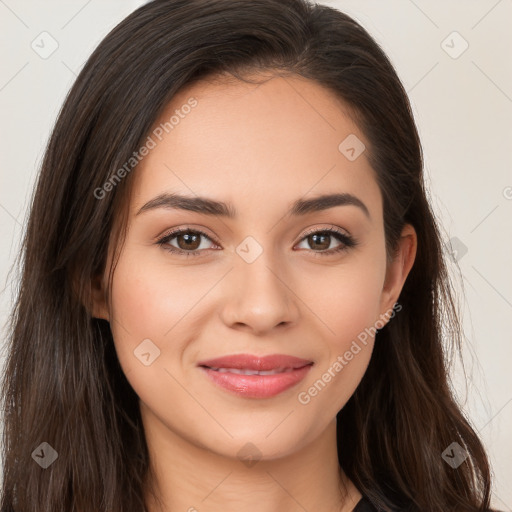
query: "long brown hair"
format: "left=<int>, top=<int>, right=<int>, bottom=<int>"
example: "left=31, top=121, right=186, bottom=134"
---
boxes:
left=1, top=0, right=493, bottom=510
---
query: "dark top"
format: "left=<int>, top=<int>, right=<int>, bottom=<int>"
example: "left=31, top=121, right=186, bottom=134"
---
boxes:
left=353, top=496, right=377, bottom=511
left=353, top=496, right=502, bottom=512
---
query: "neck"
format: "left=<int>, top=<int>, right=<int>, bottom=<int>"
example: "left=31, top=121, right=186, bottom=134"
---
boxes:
left=140, top=402, right=361, bottom=512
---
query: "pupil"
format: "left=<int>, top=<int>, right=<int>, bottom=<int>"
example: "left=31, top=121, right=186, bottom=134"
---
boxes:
left=311, top=233, right=329, bottom=250
left=179, top=232, right=200, bottom=250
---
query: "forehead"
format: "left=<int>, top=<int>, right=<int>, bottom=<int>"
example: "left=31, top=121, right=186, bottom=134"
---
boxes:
left=130, top=71, right=382, bottom=222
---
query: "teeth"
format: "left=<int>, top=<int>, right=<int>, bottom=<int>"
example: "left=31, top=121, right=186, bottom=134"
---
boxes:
left=209, top=367, right=295, bottom=375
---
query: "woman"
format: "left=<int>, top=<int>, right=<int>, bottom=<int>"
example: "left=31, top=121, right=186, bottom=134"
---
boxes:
left=0, top=0, right=498, bottom=511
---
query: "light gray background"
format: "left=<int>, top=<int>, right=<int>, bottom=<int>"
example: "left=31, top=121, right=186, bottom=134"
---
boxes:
left=0, top=0, right=511, bottom=509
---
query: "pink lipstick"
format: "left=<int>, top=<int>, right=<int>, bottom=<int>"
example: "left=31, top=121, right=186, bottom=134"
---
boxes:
left=197, top=354, right=313, bottom=399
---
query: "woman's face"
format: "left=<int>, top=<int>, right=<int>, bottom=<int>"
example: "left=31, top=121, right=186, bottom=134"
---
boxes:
left=93, top=72, right=415, bottom=460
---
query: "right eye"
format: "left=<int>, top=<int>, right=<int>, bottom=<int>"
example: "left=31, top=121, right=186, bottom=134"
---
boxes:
left=156, top=228, right=220, bottom=257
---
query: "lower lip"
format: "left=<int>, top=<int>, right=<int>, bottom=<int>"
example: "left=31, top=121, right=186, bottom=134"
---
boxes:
left=199, top=365, right=313, bottom=399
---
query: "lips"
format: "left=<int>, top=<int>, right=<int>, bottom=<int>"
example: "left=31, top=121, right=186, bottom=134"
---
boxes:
left=197, top=354, right=313, bottom=399
left=198, top=353, right=312, bottom=371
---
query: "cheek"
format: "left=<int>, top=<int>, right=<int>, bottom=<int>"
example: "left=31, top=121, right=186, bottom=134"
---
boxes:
left=296, top=284, right=379, bottom=421
left=109, top=243, right=212, bottom=332
left=293, top=251, right=385, bottom=412
left=107, top=244, right=228, bottom=397
left=297, top=249, right=386, bottom=349
left=106, top=248, right=208, bottom=427
left=107, top=247, right=194, bottom=372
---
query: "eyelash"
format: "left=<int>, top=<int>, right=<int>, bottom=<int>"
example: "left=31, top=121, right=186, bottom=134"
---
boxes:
left=156, top=226, right=358, bottom=258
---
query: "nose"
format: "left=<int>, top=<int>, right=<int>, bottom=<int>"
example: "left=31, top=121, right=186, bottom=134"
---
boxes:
left=220, top=250, right=299, bottom=336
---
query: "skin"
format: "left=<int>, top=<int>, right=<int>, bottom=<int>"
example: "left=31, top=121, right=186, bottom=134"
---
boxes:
left=92, top=71, right=417, bottom=512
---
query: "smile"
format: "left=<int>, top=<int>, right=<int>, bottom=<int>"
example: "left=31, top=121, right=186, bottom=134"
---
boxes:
left=206, top=367, right=296, bottom=375
left=197, top=353, right=314, bottom=399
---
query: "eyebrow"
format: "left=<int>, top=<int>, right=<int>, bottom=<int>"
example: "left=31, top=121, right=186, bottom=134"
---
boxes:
left=136, top=192, right=370, bottom=220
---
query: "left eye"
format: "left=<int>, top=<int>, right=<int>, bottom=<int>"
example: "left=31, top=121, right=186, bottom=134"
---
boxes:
left=156, top=227, right=357, bottom=257
left=296, top=230, right=346, bottom=252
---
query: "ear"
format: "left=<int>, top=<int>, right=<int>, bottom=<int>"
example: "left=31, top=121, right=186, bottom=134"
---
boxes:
left=378, top=223, right=417, bottom=320
left=90, top=272, right=110, bottom=321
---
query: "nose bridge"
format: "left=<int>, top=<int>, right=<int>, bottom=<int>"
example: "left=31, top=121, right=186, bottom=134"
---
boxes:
left=221, top=235, right=297, bottom=333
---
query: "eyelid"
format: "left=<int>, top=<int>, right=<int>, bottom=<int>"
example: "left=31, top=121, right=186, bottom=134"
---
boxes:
left=300, top=224, right=352, bottom=239
left=155, top=224, right=219, bottom=243
left=156, top=223, right=352, bottom=243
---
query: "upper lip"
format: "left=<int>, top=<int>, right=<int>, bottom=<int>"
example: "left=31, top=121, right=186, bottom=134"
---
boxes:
left=197, top=354, right=313, bottom=371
